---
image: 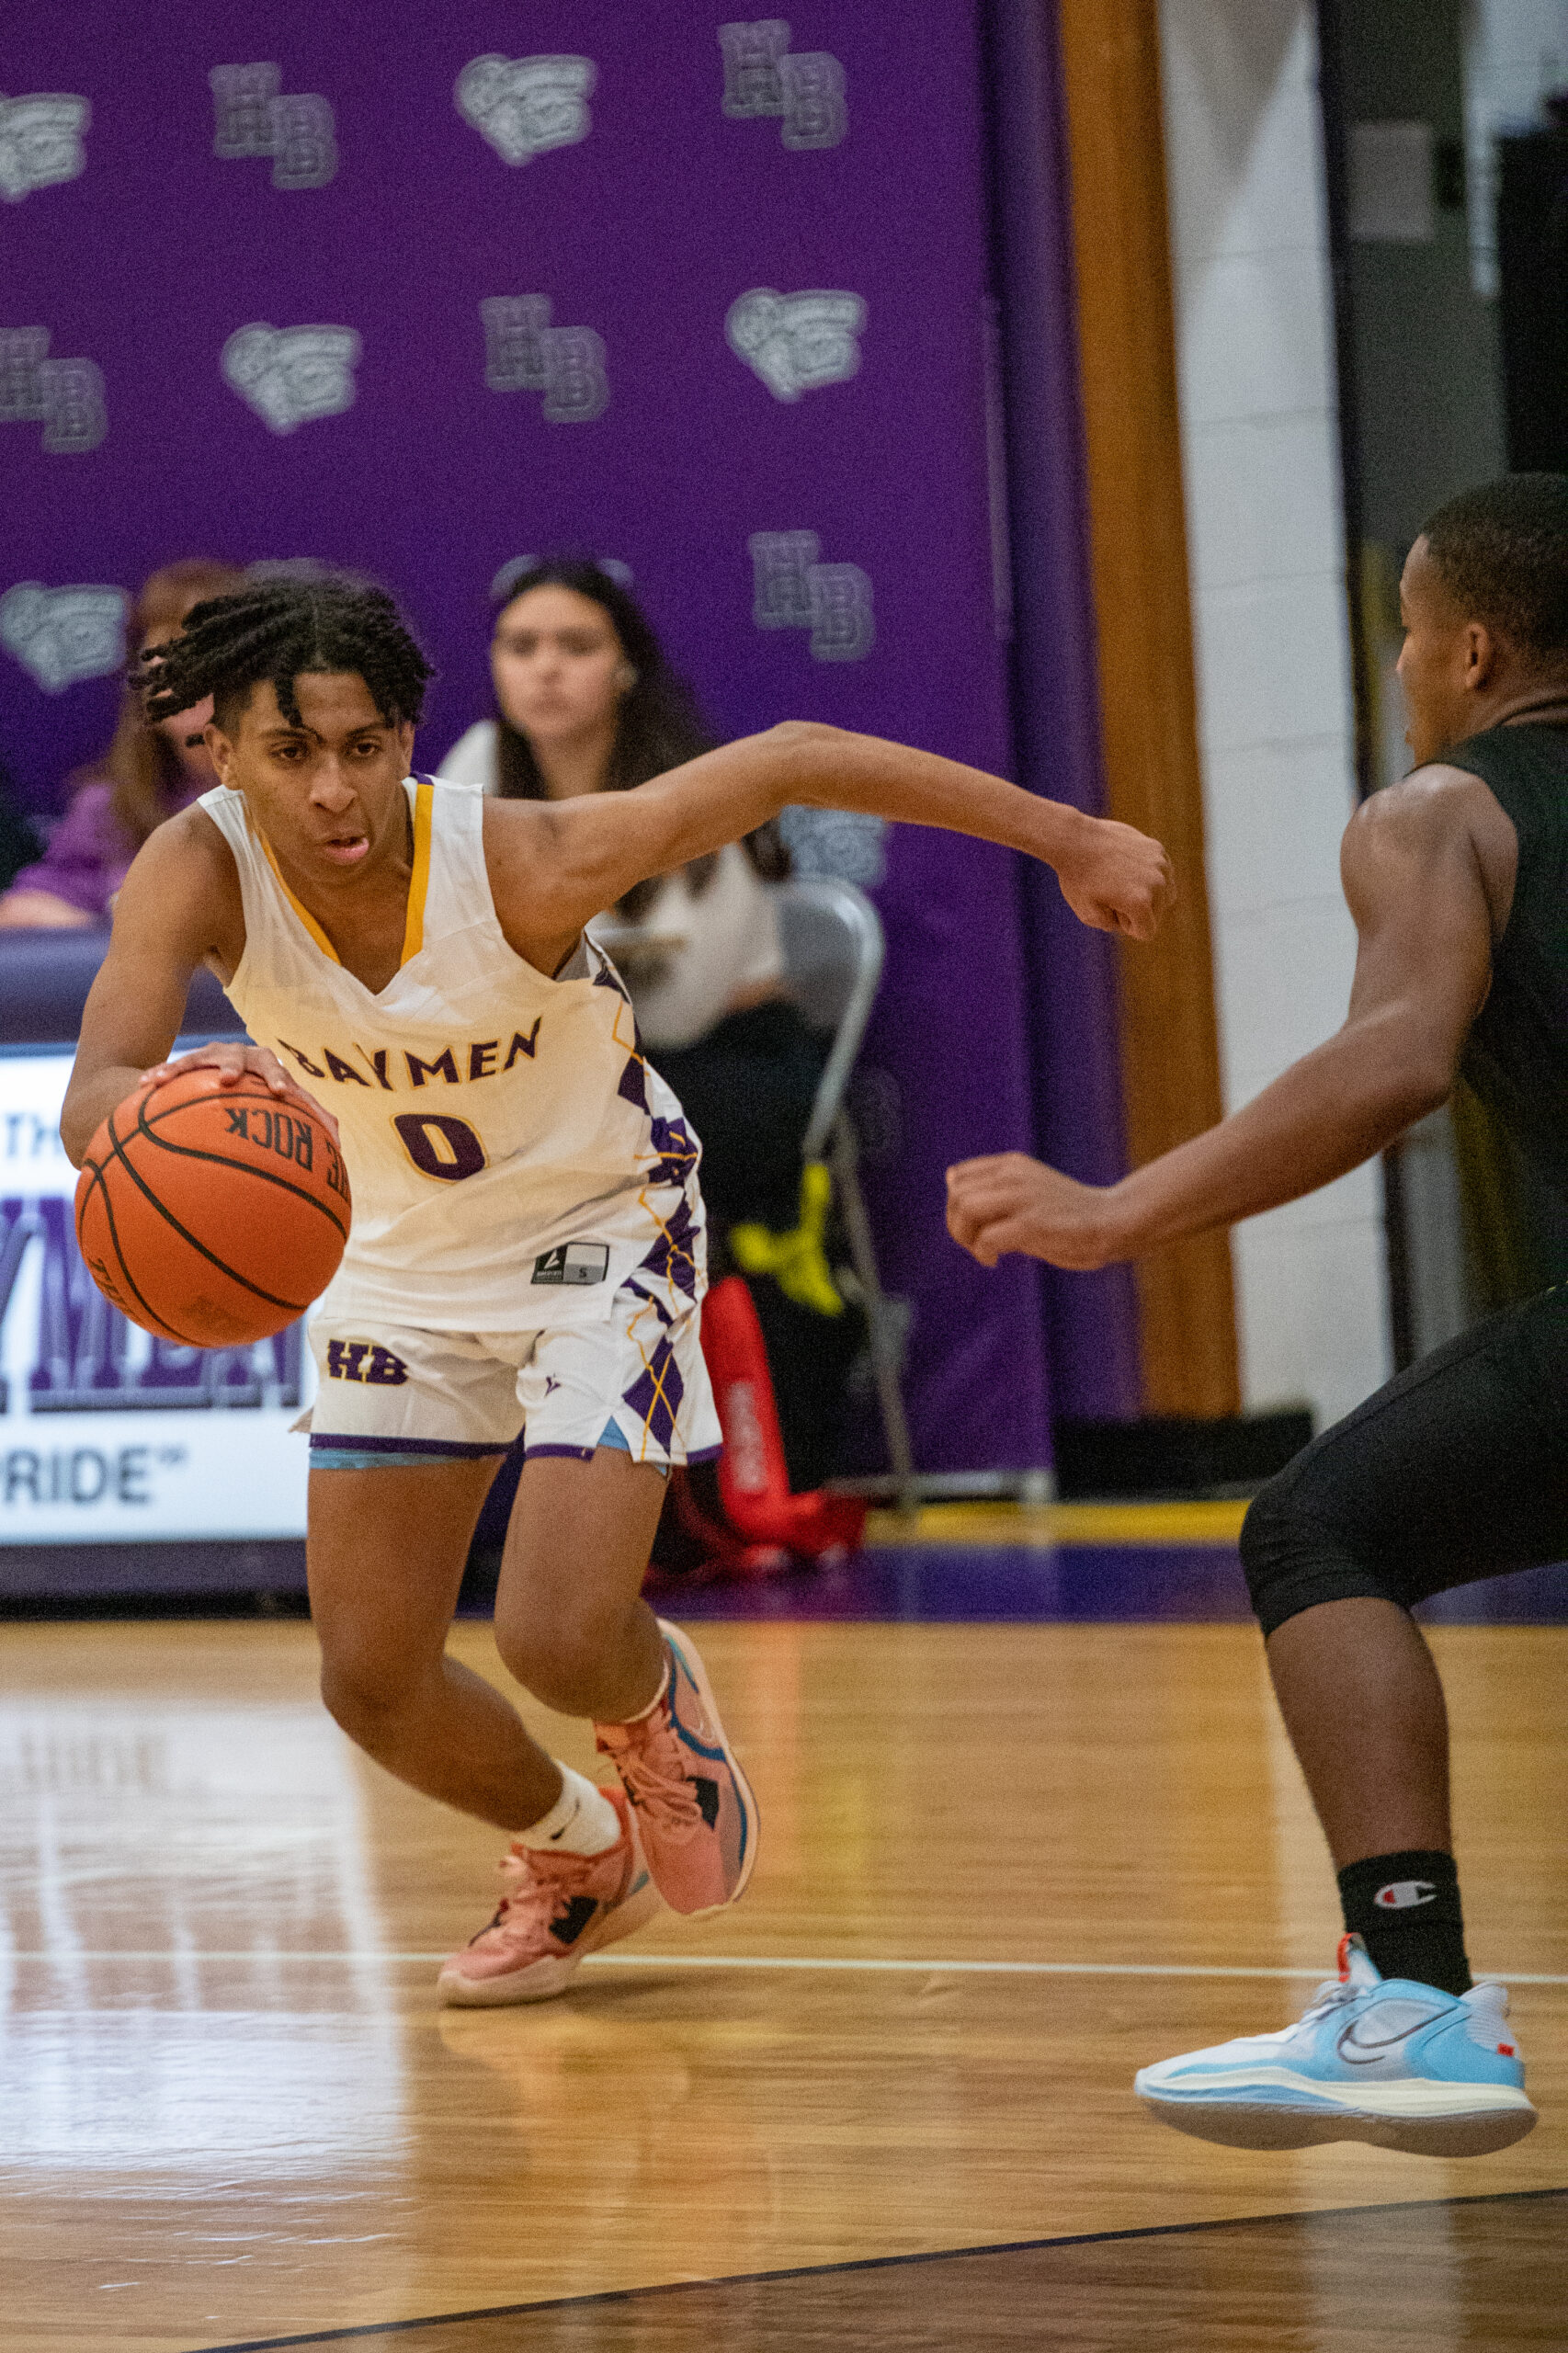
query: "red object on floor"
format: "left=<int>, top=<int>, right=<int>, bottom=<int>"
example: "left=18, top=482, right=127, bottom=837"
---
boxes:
left=658, top=1471, right=792, bottom=1584
left=699, top=1275, right=868, bottom=1558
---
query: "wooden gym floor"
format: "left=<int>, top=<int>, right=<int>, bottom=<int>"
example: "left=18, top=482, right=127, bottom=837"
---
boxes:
left=3, top=1526, right=1567, bottom=2348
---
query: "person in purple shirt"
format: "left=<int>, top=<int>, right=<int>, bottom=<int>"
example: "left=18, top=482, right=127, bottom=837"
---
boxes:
left=0, top=558, right=244, bottom=928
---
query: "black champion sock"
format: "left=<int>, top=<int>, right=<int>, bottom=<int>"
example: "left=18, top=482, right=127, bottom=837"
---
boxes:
left=1337, top=1849, right=1471, bottom=1996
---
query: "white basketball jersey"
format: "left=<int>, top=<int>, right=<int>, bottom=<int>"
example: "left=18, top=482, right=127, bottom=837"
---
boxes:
left=199, top=777, right=706, bottom=1331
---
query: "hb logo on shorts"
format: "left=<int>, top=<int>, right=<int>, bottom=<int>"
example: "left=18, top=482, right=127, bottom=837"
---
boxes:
left=325, top=1341, right=408, bottom=1386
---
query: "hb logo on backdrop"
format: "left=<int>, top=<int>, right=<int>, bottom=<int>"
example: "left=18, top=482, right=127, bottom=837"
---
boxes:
left=207, top=66, right=347, bottom=432
left=210, top=64, right=337, bottom=188
left=717, top=23, right=847, bottom=149
left=713, top=40, right=868, bottom=669
left=749, top=532, right=874, bottom=663
left=5, top=42, right=876, bottom=654
left=457, top=56, right=606, bottom=417
left=480, top=297, right=608, bottom=423
left=0, top=327, right=106, bottom=453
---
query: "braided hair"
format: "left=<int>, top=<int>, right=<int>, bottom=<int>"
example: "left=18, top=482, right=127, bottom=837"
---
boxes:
left=135, top=574, right=435, bottom=735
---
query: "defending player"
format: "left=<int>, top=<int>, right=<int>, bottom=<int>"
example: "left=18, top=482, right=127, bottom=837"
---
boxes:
left=62, top=574, right=1171, bottom=2008
left=947, top=473, right=1568, bottom=2155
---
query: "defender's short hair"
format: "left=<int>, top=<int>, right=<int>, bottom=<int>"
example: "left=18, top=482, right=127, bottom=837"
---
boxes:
left=1421, top=473, right=1568, bottom=657
left=135, top=574, right=434, bottom=733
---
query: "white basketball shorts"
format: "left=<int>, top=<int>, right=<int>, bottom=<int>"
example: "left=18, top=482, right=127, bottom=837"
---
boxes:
left=306, top=1277, right=722, bottom=1475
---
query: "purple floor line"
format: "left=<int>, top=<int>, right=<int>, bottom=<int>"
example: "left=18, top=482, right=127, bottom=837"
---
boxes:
left=6, top=1541, right=1568, bottom=1624
left=647, top=1544, right=1568, bottom=1627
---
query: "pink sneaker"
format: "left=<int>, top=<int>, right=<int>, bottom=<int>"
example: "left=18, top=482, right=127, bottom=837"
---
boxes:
left=595, top=1619, right=758, bottom=1916
left=437, top=1785, right=658, bottom=2008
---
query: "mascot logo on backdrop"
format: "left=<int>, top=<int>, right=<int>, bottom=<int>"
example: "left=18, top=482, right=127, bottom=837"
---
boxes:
left=726, top=289, right=865, bottom=402
left=480, top=298, right=608, bottom=422
left=0, top=92, right=90, bottom=202
left=456, top=56, right=595, bottom=165
left=0, top=583, right=128, bottom=694
left=717, top=24, right=846, bottom=149
left=778, top=804, right=889, bottom=887
left=222, top=324, right=360, bottom=435
left=748, top=530, right=875, bottom=662
left=0, top=327, right=107, bottom=453
left=210, top=64, right=337, bottom=189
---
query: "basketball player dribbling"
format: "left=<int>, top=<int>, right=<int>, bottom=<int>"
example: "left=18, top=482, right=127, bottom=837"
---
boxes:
left=62, top=574, right=1172, bottom=2007
left=949, top=473, right=1568, bottom=2155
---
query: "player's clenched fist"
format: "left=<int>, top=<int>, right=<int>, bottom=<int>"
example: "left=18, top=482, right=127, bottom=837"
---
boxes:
left=1056, top=815, right=1175, bottom=940
left=946, top=1152, right=1120, bottom=1270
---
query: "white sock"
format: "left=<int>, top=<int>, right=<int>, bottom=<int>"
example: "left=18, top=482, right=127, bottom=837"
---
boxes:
left=517, top=1764, right=621, bottom=1856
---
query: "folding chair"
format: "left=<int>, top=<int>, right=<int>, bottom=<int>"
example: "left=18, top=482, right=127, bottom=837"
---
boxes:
left=774, top=876, right=918, bottom=1510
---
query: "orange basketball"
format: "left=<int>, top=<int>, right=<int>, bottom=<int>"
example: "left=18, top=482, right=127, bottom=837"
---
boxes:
left=74, top=1068, right=351, bottom=1347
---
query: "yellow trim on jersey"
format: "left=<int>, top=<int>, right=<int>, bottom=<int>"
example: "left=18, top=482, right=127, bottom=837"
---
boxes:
left=401, top=780, right=433, bottom=966
left=256, top=779, right=432, bottom=974
left=258, top=829, right=341, bottom=963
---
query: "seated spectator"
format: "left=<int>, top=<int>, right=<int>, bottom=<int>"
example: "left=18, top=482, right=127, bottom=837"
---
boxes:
left=439, top=559, right=859, bottom=1486
left=0, top=559, right=244, bottom=928
left=437, top=562, right=797, bottom=1178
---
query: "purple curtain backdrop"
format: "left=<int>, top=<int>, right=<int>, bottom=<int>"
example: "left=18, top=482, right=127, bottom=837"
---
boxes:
left=983, top=0, right=1142, bottom=1418
left=1, top=2, right=1132, bottom=1471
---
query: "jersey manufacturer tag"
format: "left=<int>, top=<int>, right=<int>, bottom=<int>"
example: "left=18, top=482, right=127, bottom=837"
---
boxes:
left=532, top=1242, right=610, bottom=1287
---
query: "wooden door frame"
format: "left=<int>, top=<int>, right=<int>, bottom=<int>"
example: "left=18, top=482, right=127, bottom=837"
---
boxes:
left=1055, top=0, right=1241, bottom=1417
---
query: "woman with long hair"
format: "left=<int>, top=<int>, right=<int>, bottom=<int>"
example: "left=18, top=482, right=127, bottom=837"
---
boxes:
left=439, top=559, right=855, bottom=1488
left=0, top=558, right=245, bottom=927
left=440, top=556, right=787, bottom=915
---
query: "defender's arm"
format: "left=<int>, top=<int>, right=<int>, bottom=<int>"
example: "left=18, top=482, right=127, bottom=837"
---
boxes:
left=61, top=811, right=306, bottom=1166
left=946, top=769, right=1507, bottom=1269
left=487, top=721, right=1173, bottom=972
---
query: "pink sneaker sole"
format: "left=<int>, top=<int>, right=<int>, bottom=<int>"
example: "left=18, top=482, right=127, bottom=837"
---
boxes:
left=437, top=1871, right=660, bottom=2010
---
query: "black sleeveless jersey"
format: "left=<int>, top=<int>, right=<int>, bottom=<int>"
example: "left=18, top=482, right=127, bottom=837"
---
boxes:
left=1448, top=722, right=1568, bottom=1193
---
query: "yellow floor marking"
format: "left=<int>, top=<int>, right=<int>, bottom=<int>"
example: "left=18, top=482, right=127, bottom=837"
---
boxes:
left=10, top=1950, right=1566, bottom=1982
left=863, top=1500, right=1248, bottom=1548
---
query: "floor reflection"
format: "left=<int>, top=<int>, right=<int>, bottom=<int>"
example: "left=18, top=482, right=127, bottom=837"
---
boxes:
left=429, top=1994, right=778, bottom=2294
left=0, top=1677, right=404, bottom=2174
left=0, top=1620, right=1563, bottom=2353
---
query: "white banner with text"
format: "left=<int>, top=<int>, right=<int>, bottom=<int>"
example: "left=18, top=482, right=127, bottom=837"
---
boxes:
left=0, top=1051, right=313, bottom=1542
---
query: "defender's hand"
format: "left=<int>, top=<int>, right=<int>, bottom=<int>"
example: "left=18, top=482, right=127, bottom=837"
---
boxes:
left=947, top=1152, right=1123, bottom=1270
left=142, top=1043, right=340, bottom=1145
left=1056, top=817, right=1174, bottom=940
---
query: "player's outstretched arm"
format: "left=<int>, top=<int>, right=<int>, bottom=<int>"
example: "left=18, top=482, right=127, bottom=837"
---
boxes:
left=947, top=768, right=1507, bottom=1270
left=60, top=812, right=319, bottom=1167
left=488, top=721, right=1173, bottom=966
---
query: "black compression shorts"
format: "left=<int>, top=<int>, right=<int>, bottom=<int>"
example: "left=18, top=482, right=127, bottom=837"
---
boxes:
left=1240, top=1283, right=1568, bottom=1636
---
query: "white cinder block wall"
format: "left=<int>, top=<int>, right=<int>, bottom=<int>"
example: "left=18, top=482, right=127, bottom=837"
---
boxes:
left=1157, top=0, right=1392, bottom=1428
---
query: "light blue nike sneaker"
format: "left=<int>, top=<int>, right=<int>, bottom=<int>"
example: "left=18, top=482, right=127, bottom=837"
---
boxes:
left=1136, top=1935, right=1536, bottom=2157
